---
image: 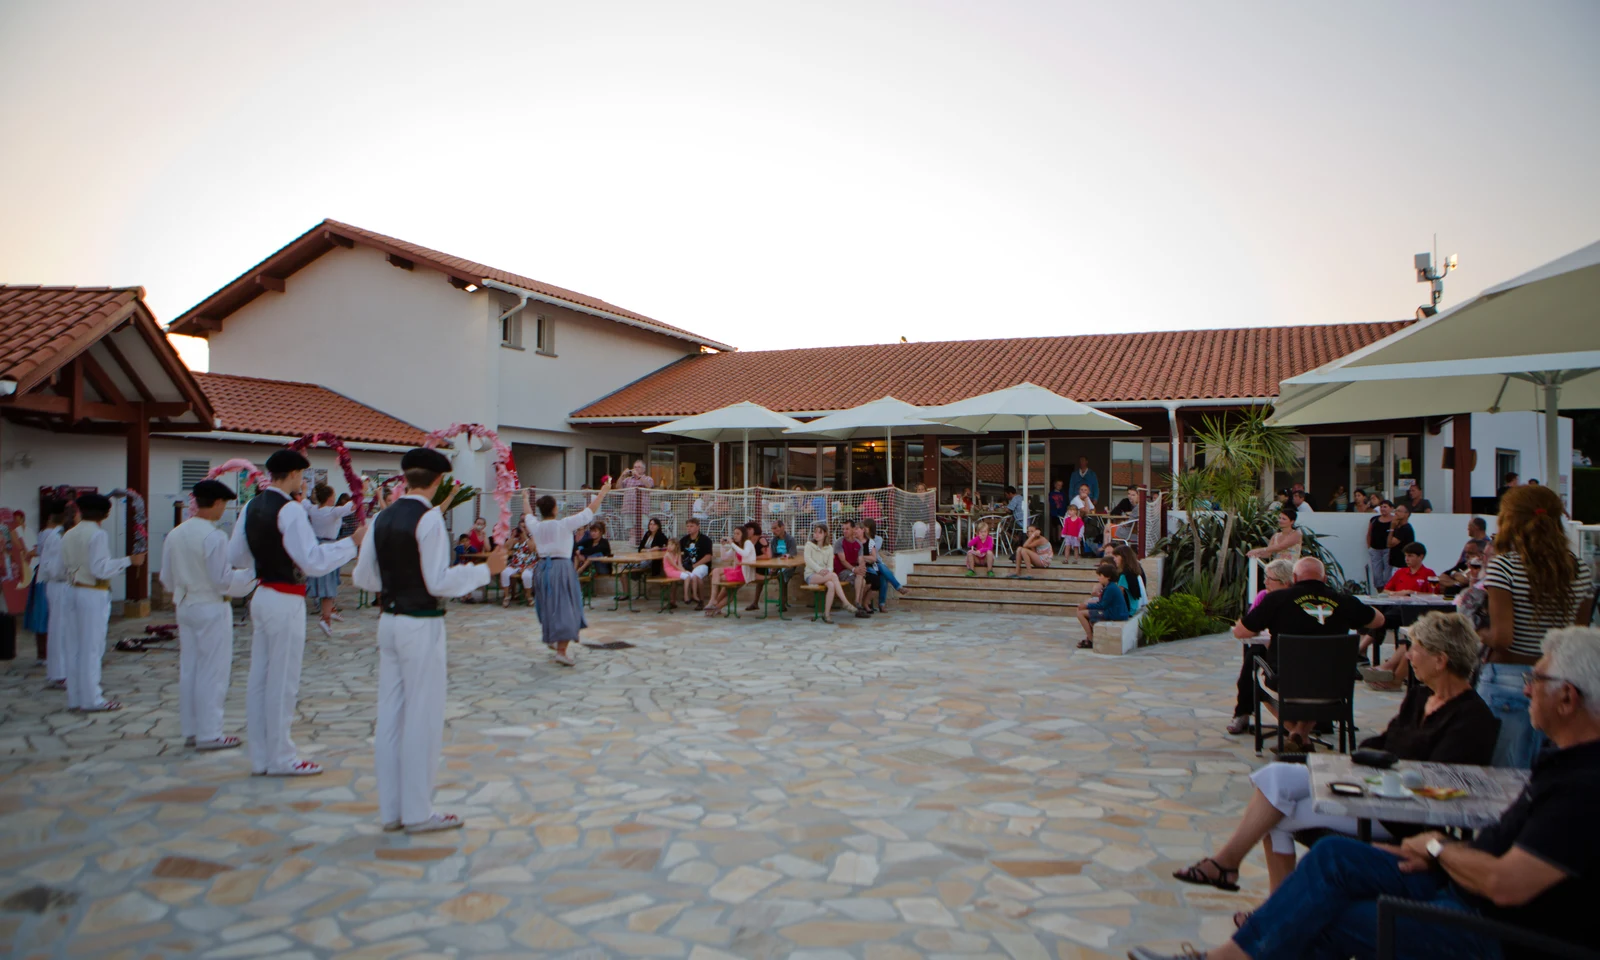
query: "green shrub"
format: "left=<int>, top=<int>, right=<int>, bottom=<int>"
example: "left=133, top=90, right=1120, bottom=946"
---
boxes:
left=1139, top=592, right=1230, bottom=646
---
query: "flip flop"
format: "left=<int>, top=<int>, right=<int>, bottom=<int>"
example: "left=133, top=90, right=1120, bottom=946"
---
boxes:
left=196, top=736, right=242, bottom=751
left=267, top=760, right=323, bottom=777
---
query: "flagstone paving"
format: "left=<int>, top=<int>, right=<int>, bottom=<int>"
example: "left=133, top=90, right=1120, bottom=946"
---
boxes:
left=0, top=592, right=1402, bottom=959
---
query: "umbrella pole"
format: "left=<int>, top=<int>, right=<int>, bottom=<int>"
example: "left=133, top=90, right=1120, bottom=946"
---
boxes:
left=1022, top=422, right=1030, bottom=520
left=1544, top=381, right=1561, bottom=499
left=743, top=431, right=750, bottom=521
left=886, top=426, right=893, bottom=488
left=714, top=442, right=720, bottom=489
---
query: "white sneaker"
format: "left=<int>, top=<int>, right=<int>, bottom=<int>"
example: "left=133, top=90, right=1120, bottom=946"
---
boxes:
left=317, top=619, right=333, bottom=637
left=553, top=649, right=576, bottom=667
left=329, top=612, right=346, bottom=623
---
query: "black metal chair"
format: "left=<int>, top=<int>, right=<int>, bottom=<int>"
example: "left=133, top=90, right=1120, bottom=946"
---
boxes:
left=1376, top=896, right=1600, bottom=960
left=1254, top=631, right=1360, bottom=756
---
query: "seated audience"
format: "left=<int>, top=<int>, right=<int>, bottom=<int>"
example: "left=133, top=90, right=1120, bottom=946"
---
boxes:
left=467, top=516, right=488, bottom=553
left=1075, top=561, right=1128, bottom=650
left=1012, top=523, right=1053, bottom=576
left=1131, top=626, right=1600, bottom=960
left=1178, top=612, right=1498, bottom=905
left=1235, top=557, right=1383, bottom=753
left=1228, top=559, right=1296, bottom=735
left=1438, top=538, right=1488, bottom=593
left=804, top=523, right=854, bottom=623
left=637, top=517, right=669, bottom=576
left=1384, top=542, right=1438, bottom=593
left=499, top=526, right=535, bottom=607
left=453, top=534, right=471, bottom=566
left=965, top=520, right=996, bottom=577
left=678, top=518, right=713, bottom=609
left=1289, top=488, right=1314, bottom=514
left=1112, top=544, right=1145, bottom=612
left=862, top=518, right=906, bottom=613
left=703, top=527, right=755, bottom=616
left=573, top=520, right=612, bottom=575
left=660, top=538, right=692, bottom=609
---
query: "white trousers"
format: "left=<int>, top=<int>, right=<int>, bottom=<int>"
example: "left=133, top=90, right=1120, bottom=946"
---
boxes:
left=64, top=586, right=111, bottom=710
left=500, top=567, right=534, bottom=590
left=45, top=579, right=70, bottom=681
left=178, top=600, right=234, bottom=743
left=1251, top=761, right=1392, bottom=854
left=247, top=586, right=308, bottom=774
left=375, top=613, right=447, bottom=826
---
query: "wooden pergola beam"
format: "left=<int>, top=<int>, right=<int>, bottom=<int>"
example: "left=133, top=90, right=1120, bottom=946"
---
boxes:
left=100, top=337, right=157, bottom=404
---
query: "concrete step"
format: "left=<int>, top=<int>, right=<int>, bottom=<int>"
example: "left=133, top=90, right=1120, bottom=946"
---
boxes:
left=898, top=596, right=1080, bottom=616
left=910, top=564, right=1097, bottom=583
left=908, top=584, right=1093, bottom=603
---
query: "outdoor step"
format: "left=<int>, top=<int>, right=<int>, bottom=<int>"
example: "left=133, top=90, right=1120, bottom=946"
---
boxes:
left=897, top=596, right=1080, bottom=616
left=907, top=584, right=1092, bottom=603
left=902, top=574, right=1093, bottom=592
left=910, top=565, right=1097, bottom=582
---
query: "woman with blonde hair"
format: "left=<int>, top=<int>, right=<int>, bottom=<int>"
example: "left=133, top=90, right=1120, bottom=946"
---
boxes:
left=1478, top=484, right=1594, bottom=767
left=803, top=523, right=854, bottom=623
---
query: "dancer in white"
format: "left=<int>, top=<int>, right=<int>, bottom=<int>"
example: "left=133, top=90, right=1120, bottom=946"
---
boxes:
left=59, top=494, right=145, bottom=712
left=229, top=449, right=364, bottom=776
left=353, top=448, right=505, bottom=833
left=161, top=480, right=258, bottom=750
left=303, top=482, right=356, bottom=636
left=35, top=499, right=70, bottom=690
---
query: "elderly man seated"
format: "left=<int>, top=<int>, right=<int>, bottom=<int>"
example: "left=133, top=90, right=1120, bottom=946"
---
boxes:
left=1234, top=557, right=1384, bottom=754
left=1130, top=626, right=1600, bottom=960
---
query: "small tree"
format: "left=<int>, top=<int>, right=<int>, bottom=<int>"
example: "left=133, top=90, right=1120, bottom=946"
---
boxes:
left=1178, top=408, right=1298, bottom=582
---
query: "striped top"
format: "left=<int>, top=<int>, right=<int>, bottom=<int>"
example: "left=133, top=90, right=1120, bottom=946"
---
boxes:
left=1482, top=551, right=1594, bottom=658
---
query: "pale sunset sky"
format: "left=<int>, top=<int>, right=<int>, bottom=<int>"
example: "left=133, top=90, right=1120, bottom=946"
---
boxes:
left=2, top=0, right=1596, bottom=369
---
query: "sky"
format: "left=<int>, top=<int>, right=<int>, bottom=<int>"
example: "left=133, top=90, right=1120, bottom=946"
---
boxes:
left=1, top=0, right=1596, bottom=370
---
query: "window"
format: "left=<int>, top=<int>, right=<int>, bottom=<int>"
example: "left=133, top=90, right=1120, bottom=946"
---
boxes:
left=500, top=311, right=521, bottom=348
left=534, top=314, right=554, bottom=355
left=180, top=459, right=210, bottom=492
left=1496, top=449, right=1519, bottom=489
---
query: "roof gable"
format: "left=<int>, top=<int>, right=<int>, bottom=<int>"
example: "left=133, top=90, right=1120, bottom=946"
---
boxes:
left=570, top=322, right=1414, bottom=419
left=168, top=219, right=730, bottom=350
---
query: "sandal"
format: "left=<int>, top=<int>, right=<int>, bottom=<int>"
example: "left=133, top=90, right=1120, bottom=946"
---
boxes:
left=1233, top=910, right=1252, bottom=930
left=822, top=616, right=834, bottom=624
left=1172, top=857, right=1240, bottom=892
left=1076, top=638, right=1093, bottom=650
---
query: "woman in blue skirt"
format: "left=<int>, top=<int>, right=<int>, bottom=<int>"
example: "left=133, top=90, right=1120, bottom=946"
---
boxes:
left=524, top=479, right=610, bottom=666
left=303, top=483, right=356, bottom=636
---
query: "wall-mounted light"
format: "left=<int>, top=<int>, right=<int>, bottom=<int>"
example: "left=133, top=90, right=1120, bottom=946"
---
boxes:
left=463, top=283, right=478, bottom=293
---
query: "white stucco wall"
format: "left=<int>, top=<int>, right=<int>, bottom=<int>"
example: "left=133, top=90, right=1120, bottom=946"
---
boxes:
left=203, top=245, right=490, bottom=431
left=1422, top=413, right=1573, bottom=511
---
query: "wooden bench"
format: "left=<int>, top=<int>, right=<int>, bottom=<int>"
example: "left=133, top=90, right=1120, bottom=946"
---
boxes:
left=646, top=577, right=678, bottom=612
left=799, top=583, right=828, bottom=621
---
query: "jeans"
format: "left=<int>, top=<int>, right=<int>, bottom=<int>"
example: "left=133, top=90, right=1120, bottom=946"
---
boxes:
left=1233, top=837, right=1499, bottom=960
left=875, top=564, right=903, bottom=606
left=1235, top=643, right=1268, bottom=718
left=1368, top=548, right=1393, bottom=592
left=1476, top=662, right=1546, bottom=768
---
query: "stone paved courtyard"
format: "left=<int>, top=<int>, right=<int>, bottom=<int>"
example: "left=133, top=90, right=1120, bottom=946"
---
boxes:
left=0, top=590, right=1402, bottom=959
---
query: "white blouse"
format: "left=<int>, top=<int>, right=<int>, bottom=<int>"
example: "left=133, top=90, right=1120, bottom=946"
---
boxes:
left=524, top=508, right=593, bottom=559
left=725, top=539, right=756, bottom=581
left=303, top=500, right=355, bottom=540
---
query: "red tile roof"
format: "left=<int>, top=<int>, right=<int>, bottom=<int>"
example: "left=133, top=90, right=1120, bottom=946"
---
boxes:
left=193, top=372, right=429, bottom=447
left=0, top=286, right=144, bottom=390
left=570, top=322, right=1413, bottom=419
left=169, top=219, right=731, bottom=350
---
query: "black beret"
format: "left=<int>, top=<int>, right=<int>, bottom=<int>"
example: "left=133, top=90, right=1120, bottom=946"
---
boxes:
left=77, top=493, right=112, bottom=513
left=400, top=447, right=452, bottom=474
left=191, top=479, right=237, bottom=503
left=266, top=449, right=310, bottom=474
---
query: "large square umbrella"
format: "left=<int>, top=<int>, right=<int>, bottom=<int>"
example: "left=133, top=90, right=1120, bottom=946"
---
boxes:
left=919, top=383, right=1138, bottom=506
left=1272, top=238, right=1600, bottom=489
left=782, top=396, right=978, bottom=488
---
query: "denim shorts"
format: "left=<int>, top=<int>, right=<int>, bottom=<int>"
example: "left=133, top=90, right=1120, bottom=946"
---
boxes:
left=1476, top=662, right=1547, bottom=769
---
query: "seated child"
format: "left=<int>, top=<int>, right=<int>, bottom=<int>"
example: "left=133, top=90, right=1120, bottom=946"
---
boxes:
left=1012, top=524, right=1053, bottom=575
left=661, top=538, right=696, bottom=608
left=965, top=520, right=996, bottom=577
left=1059, top=505, right=1085, bottom=559
left=453, top=534, right=471, bottom=565
left=574, top=521, right=613, bottom=575
left=1075, top=561, right=1129, bottom=650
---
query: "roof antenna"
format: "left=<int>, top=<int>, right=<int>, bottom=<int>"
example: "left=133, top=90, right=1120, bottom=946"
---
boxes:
left=1412, top=233, right=1458, bottom=319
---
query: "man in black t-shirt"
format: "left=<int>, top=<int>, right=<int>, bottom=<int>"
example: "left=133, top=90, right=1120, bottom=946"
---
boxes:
left=1237, top=557, right=1383, bottom=750
left=1388, top=503, right=1417, bottom=569
left=1128, top=625, right=1600, bottom=960
left=678, top=519, right=714, bottom=608
left=1367, top=500, right=1394, bottom=591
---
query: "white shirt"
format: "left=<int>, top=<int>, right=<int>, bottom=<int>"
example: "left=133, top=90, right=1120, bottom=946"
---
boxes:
left=724, top=538, right=757, bottom=581
left=228, top=487, right=357, bottom=580
left=160, top=516, right=257, bottom=606
left=35, top=527, right=64, bottom=583
left=60, top=521, right=132, bottom=587
left=1070, top=495, right=1095, bottom=512
left=524, top=507, right=594, bottom=559
left=1294, top=501, right=1315, bottom=514
left=302, top=499, right=356, bottom=540
left=353, top=495, right=489, bottom=599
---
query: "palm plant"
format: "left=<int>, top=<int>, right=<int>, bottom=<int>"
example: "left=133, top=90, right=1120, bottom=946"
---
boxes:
left=1187, top=408, right=1299, bottom=582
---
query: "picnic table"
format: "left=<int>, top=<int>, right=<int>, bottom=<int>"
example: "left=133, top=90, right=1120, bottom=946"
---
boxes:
left=1308, top=754, right=1529, bottom=842
left=603, top=550, right=663, bottom=611
left=749, top=556, right=806, bottom=620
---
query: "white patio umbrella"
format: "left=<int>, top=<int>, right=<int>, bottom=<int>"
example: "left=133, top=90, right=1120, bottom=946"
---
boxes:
left=782, top=396, right=977, bottom=487
left=644, top=402, right=815, bottom=512
left=1272, top=238, right=1600, bottom=489
left=920, top=382, right=1138, bottom=504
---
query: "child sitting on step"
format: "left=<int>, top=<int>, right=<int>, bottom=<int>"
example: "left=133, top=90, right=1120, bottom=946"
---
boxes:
left=965, top=521, right=996, bottom=577
left=1075, top=561, right=1129, bottom=650
left=1012, top=524, right=1053, bottom=576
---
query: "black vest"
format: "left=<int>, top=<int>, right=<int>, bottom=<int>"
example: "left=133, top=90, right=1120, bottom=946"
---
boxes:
left=244, top=491, right=301, bottom=584
left=375, top=497, right=439, bottom=616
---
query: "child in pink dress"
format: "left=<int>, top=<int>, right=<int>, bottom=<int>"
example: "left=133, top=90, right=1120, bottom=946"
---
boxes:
left=965, top=521, right=996, bottom=577
left=1060, top=505, right=1085, bottom=559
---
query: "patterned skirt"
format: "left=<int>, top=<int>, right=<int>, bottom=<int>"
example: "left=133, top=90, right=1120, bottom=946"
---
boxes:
left=306, top=539, right=341, bottom=599
left=533, top=557, right=587, bottom=647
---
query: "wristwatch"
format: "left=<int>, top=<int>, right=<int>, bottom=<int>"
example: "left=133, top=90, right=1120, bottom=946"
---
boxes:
left=1426, top=837, right=1447, bottom=860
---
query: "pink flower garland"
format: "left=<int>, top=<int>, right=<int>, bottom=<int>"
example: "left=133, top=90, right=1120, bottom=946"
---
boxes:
left=190, top=458, right=268, bottom=518
left=287, top=432, right=369, bottom=522
left=108, top=487, right=148, bottom=554
left=423, top=423, right=521, bottom=542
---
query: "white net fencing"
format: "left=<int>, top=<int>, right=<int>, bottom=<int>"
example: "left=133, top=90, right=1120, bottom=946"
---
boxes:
left=470, top=485, right=939, bottom=554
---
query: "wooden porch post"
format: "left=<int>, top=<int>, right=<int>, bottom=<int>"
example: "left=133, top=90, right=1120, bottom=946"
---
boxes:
left=1452, top=414, right=1473, bottom=513
left=125, top=404, right=151, bottom=617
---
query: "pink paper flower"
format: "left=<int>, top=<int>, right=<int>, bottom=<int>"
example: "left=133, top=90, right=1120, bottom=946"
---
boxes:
left=189, top=458, right=268, bottom=520
left=288, top=432, right=369, bottom=522
left=422, top=423, right=522, bottom=542
left=108, top=487, right=148, bottom=554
